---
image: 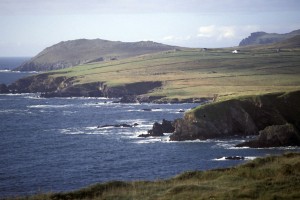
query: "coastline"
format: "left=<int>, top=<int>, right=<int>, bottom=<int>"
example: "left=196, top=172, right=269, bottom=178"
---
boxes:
left=8, top=152, right=300, bottom=200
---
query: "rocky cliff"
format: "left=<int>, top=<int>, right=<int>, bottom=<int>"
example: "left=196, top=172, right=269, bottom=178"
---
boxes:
left=239, top=29, right=300, bottom=46
left=170, top=91, right=300, bottom=147
left=7, top=73, right=163, bottom=99
left=14, top=39, right=176, bottom=71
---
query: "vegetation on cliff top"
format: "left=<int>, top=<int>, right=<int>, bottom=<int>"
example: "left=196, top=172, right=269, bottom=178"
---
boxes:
left=38, top=38, right=300, bottom=101
left=14, top=39, right=177, bottom=71
left=10, top=153, right=300, bottom=200
left=187, top=90, right=300, bottom=121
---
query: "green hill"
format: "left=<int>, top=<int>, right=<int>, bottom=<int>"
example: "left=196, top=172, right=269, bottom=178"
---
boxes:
left=14, top=39, right=177, bottom=71
left=8, top=36, right=300, bottom=101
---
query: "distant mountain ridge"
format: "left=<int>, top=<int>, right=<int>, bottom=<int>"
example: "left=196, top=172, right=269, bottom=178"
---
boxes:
left=14, top=39, right=177, bottom=71
left=239, top=29, right=300, bottom=46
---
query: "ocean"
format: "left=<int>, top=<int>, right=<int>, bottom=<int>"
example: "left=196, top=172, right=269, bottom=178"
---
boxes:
left=0, top=57, right=34, bottom=85
left=0, top=59, right=299, bottom=198
left=0, top=57, right=30, bottom=70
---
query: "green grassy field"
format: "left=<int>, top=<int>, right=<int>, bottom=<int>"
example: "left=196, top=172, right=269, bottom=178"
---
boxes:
left=47, top=45, right=300, bottom=101
left=11, top=153, right=300, bottom=200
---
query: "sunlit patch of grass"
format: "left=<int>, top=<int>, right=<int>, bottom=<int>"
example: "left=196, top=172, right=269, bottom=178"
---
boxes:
left=41, top=47, right=300, bottom=100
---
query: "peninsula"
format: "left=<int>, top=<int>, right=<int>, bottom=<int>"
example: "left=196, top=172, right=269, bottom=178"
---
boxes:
left=3, top=31, right=300, bottom=147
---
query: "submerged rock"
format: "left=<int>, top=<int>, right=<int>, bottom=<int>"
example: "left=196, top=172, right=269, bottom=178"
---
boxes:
left=98, top=123, right=134, bottom=128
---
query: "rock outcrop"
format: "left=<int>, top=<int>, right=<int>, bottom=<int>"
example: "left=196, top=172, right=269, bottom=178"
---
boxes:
left=170, top=91, right=300, bottom=147
left=6, top=72, right=163, bottom=99
left=239, top=29, right=300, bottom=46
left=138, top=119, right=175, bottom=137
left=98, top=123, right=137, bottom=128
left=236, top=123, right=300, bottom=148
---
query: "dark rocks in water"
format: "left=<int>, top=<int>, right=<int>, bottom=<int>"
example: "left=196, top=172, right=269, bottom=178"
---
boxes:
left=138, top=119, right=175, bottom=137
left=141, top=108, right=152, bottom=112
left=161, top=119, right=175, bottom=133
left=178, top=109, right=185, bottom=113
left=236, top=123, right=300, bottom=148
left=225, top=156, right=245, bottom=160
left=141, top=108, right=160, bottom=112
left=97, top=123, right=134, bottom=128
left=138, top=134, right=151, bottom=138
left=147, top=122, right=164, bottom=136
left=119, top=95, right=139, bottom=103
left=0, top=84, right=9, bottom=93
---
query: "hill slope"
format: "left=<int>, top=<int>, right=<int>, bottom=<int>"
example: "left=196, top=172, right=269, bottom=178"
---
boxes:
left=14, top=39, right=177, bottom=71
left=8, top=36, right=300, bottom=101
left=239, top=29, right=300, bottom=46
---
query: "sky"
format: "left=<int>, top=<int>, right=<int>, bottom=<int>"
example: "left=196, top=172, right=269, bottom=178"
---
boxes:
left=0, top=0, right=300, bottom=56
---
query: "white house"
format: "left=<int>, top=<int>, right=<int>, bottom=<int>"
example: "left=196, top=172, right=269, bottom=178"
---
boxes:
left=232, top=50, right=240, bottom=54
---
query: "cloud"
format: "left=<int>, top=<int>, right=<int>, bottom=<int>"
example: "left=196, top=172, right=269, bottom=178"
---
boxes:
left=197, top=25, right=260, bottom=41
left=162, top=35, right=193, bottom=41
left=197, top=25, right=237, bottom=40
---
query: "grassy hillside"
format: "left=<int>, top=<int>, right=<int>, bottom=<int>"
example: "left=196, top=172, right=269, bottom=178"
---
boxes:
left=44, top=42, right=300, bottom=101
left=14, top=39, right=177, bottom=71
left=12, top=153, right=300, bottom=200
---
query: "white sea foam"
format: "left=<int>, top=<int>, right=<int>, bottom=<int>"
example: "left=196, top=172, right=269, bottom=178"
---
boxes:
left=63, top=110, right=78, bottom=115
left=213, top=156, right=258, bottom=161
left=0, top=93, right=31, bottom=96
left=59, top=128, right=88, bottom=135
left=28, top=104, right=73, bottom=109
left=25, top=95, right=43, bottom=100
left=134, top=137, right=163, bottom=144
left=0, top=109, right=20, bottom=113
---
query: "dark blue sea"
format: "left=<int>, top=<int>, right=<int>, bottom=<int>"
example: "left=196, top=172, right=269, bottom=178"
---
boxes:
left=1, top=61, right=299, bottom=198
left=0, top=57, right=34, bottom=85
left=0, top=57, right=30, bottom=70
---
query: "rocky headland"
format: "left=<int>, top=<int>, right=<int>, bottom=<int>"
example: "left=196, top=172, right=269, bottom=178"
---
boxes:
left=239, top=29, right=300, bottom=46
left=2, top=72, right=210, bottom=103
left=14, top=39, right=177, bottom=72
left=5, top=72, right=160, bottom=98
left=164, top=91, right=300, bottom=148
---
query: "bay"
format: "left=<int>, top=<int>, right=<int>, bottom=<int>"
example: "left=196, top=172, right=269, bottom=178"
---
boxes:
left=0, top=63, right=299, bottom=198
left=1, top=93, right=299, bottom=198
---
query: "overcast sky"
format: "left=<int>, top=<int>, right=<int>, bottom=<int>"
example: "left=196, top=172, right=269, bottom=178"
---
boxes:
left=1, top=0, right=300, bottom=56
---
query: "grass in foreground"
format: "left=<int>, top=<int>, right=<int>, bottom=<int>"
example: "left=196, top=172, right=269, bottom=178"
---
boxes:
left=11, top=152, right=300, bottom=200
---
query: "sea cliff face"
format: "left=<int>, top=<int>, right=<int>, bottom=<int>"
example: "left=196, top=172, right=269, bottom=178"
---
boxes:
left=239, top=29, right=300, bottom=46
left=7, top=73, right=163, bottom=99
left=170, top=91, right=300, bottom=147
